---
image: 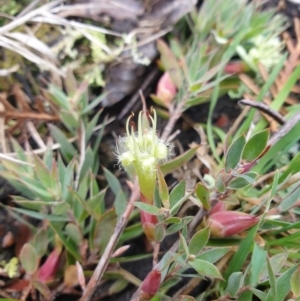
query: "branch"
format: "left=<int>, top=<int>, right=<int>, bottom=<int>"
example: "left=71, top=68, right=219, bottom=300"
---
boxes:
left=80, top=179, right=140, bottom=301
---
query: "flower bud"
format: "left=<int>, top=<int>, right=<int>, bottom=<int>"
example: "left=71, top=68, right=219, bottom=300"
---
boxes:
left=140, top=269, right=161, bottom=300
left=207, top=211, right=259, bottom=237
left=140, top=210, right=158, bottom=242
left=156, top=72, right=177, bottom=107
left=224, top=61, right=248, bottom=74
left=209, top=201, right=226, bottom=216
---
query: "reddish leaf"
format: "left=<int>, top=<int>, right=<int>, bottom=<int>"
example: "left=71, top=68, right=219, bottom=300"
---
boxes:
left=38, top=248, right=62, bottom=282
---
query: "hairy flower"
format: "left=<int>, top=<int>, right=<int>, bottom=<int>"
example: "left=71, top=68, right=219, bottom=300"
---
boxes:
left=116, top=109, right=173, bottom=203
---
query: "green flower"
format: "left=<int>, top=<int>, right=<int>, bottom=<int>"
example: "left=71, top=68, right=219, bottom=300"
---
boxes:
left=117, top=109, right=173, bottom=203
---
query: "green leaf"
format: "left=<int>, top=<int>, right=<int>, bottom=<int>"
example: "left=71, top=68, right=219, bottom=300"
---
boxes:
left=226, top=272, right=243, bottom=298
left=290, top=265, right=300, bottom=298
left=93, top=208, right=117, bottom=254
left=10, top=207, right=70, bottom=222
left=224, top=224, right=258, bottom=280
left=179, top=233, right=189, bottom=258
left=49, top=125, right=77, bottom=161
left=250, top=244, right=267, bottom=286
left=157, top=39, right=182, bottom=88
left=228, top=172, right=257, bottom=189
left=265, top=265, right=297, bottom=301
left=195, top=182, right=210, bottom=210
left=66, top=223, right=82, bottom=245
left=133, top=202, right=161, bottom=216
left=279, top=184, right=300, bottom=212
left=225, top=134, right=246, bottom=172
left=48, top=84, right=70, bottom=110
left=197, top=247, right=230, bottom=263
left=20, top=243, right=38, bottom=273
left=160, top=146, right=199, bottom=175
left=189, top=259, right=223, bottom=279
left=189, top=227, right=210, bottom=255
left=157, top=166, right=169, bottom=209
left=82, top=94, right=106, bottom=115
left=33, top=229, right=49, bottom=257
left=154, top=222, right=165, bottom=243
left=49, top=222, right=81, bottom=261
left=260, top=253, right=288, bottom=282
left=170, top=181, right=186, bottom=209
left=103, top=167, right=122, bottom=196
left=115, top=190, right=127, bottom=220
left=249, top=288, right=267, bottom=301
left=242, top=129, right=269, bottom=162
left=215, top=172, right=226, bottom=193
left=267, top=258, right=277, bottom=301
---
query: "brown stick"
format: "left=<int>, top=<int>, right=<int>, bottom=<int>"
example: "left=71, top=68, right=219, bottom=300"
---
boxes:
left=80, top=179, right=140, bottom=301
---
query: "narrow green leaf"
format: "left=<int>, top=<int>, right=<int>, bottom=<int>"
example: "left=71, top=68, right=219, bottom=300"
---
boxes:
left=267, top=258, right=277, bottom=300
left=225, top=134, right=246, bottom=172
left=115, top=190, right=127, bottom=220
left=170, top=181, right=186, bottom=209
left=82, top=94, right=106, bottom=114
left=160, top=147, right=199, bottom=175
left=189, top=227, right=210, bottom=255
left=250, top=244, right=267, bottom=286
left=249, top=288, right=267, bottom=301
left=157, top=166, right=169, bottom=209
left=265, top=265, right=297, bottom=301
left=224, top=224, right=258, bottom=280
left=49, top=125, right=77, bottom=161
left=10, top=207, right=70, bottom=222
left=133, top=202, right=161, bottom=216
left=49, top=222, right=81, bottom=261
left=103, top=167, right=122, bottom=196
left=195, top=182, right=210, bottom=210
left=189, top=259, right=223, bottom=279
left=242, top=129, right=269, bottom=162
left=48, top=84, right=70, bottom=110
left=179, top=233, right=190, bottom=258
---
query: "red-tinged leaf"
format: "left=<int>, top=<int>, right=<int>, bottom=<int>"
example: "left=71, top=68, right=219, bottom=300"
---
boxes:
left=157, top=39, right=182, bottom=89
left=140, top=210, right=158, bottom=242
left=38, top=248, right=62, bottom=282
left=20, top=243, right=38, bottom=274
left=6, top=279, right=30, bottom=292
left=141, top=269, right=161, bottom=299
left=157, top=167, right=169, bottom=209
left=195, top=182, right=210, bottom=210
